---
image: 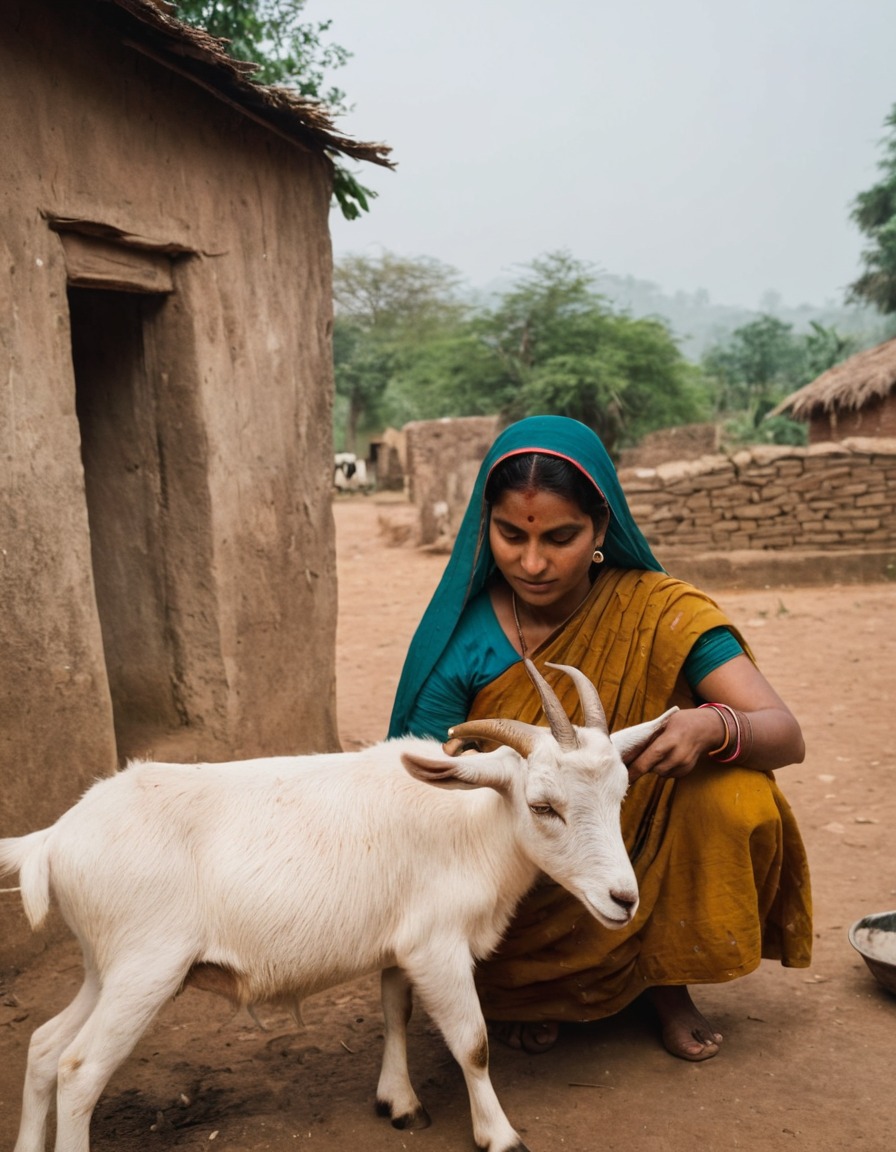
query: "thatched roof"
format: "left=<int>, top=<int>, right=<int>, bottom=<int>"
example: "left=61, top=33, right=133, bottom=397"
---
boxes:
left=771, top=337, right=896, bottom=418
left=94, top=0, right=393, bottom=169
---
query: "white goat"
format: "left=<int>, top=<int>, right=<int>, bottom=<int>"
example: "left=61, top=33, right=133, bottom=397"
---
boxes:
left=334, top=452, right=368, bottom=491
left=0, top=661, right=674, bottom=1152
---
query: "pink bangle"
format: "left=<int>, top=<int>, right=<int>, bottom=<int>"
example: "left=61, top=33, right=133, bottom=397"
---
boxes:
left=715, top=704, right=743, bottom=763
left=698, top=702, right=745, bottom=762
left=698, top=702, right=732, bottom=756
left=714, top=705, right=741, bottom=760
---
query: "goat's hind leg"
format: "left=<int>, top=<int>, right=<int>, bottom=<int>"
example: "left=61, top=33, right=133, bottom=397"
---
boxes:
left=53, top=957, right=191, bottom=1152
left=13, top=971, right=100, bottom=1152
left=375, top=966, right=430, bottom=1130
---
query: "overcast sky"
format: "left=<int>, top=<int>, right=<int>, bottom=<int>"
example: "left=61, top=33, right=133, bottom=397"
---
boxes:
left=302, top=0, right=895, bottom=310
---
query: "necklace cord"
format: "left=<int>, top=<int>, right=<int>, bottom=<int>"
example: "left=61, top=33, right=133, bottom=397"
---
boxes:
left=511, top=580, right=595, bottom=660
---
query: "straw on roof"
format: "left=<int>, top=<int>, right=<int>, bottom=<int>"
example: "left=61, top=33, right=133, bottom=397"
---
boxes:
left=96, top=0, right=393, bottom=169
left=771, top=337, right=896, bottom=418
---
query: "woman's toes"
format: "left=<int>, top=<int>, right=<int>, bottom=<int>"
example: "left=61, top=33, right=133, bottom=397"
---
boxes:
left=520, top=1022, right=560, bottom=1054
left=662, top=1024, right=722, bottom=1062
left=490, top=1021, right=560, bottom=1054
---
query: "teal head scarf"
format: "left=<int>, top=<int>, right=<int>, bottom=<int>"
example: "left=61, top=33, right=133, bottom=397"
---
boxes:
left=387, top=416, right=663, bottom=738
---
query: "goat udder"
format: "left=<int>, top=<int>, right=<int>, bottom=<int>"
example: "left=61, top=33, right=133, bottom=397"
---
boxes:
left=182, top=962, right=243, bottom=1003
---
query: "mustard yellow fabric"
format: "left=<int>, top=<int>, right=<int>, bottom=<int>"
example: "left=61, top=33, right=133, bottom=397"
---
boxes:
left=470, top=567, right=813, bottom=1022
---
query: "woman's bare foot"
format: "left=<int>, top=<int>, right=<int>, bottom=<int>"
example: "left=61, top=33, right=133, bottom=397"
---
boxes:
left=648, top=986, right=723, bottom=1061
left=490, top=1021, right=560, bottom=1054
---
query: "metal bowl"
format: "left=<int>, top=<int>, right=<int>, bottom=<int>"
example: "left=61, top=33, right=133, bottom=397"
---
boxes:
left=848, top=911, right=896, bottom=996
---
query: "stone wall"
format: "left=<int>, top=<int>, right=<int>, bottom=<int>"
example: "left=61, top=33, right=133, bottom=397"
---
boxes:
left=620, top=437, right=896, bottom=552
left=405, top=419, right=896, bottom=559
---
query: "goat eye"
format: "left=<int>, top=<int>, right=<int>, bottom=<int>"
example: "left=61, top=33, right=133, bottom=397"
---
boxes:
left=529, top=803, right=556, bottom=817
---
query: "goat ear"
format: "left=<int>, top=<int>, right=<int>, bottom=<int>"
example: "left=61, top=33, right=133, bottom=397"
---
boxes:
left=401, top=750, right=516, bottom=794
left=610, top=707, right=679, bottom=766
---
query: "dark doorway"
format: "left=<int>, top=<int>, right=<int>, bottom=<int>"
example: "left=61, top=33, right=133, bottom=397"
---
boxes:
left=69, top=287, right=183, bottom=761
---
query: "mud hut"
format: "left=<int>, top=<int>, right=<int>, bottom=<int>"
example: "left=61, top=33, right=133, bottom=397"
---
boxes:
left=0, top=0, right=391, bottom=958
left=772, top=337, right=896, bottom=441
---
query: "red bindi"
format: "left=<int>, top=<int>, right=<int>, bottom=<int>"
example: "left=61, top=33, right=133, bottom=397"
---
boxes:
left=527, top=515, right=535, bottom=522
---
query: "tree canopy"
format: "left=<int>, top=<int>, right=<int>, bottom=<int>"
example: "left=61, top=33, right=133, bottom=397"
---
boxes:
left=699, top=315, right=857, bottom=446
left=332, top=250, right=707, bottom=458
left=849, top=102, right=896, bottom=314
left=701, top=315, right=805, bottom=418
left=332, top=253, right=469, bottom=450
left=473, top=253, right=704, bottom=455
left=174, top=0, right=373, bottom=219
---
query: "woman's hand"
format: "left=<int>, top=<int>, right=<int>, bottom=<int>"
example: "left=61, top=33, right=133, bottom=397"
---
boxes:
left=626, top=707, right=724, bottom=781
left=626, top=653, right=805, bottom=783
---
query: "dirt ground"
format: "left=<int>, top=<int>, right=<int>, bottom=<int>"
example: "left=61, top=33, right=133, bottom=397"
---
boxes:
left=2, top=495, right=896, bottom=1152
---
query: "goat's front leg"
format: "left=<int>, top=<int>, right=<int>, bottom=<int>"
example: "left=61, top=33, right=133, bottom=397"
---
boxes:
left=375, top=966, right=430, bottom=1129
left=406, top=944, right=530, bottom=1152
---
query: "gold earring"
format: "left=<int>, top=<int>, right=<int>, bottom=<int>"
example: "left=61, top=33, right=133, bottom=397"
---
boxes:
left=592, top=548, right=604, bottom=564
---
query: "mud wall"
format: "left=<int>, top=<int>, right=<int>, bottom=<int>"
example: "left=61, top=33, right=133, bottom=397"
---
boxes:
left=1, top=0, right=339, bottom=967
left=617, top=422, right=721, bottom=468
left=809, top=396, right=896, bottom=442
left=406, top=416, right=502, bottom=544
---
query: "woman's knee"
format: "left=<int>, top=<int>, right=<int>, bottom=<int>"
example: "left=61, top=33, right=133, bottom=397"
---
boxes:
left=675, top=767, right=780, bottom=836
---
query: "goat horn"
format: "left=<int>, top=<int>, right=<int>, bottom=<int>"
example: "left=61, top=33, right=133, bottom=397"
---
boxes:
left=545, top=662, right=608, bottom=734
left=524, top=659, right=578, bottom=750
left=448, top=719, right=541, bottom=759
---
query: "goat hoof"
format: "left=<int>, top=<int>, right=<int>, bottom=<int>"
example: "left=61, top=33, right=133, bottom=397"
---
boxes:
left=391, top=1104, right=431, bottom=1130
left=375, top=1099, right=431, bottom=1130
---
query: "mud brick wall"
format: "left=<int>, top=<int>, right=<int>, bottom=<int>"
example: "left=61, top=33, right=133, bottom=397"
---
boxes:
left=617, top=422, right=720, bottom=468
left=406, top=416, right=502, bottom=544
left=620, top=437, right=896, bottom=552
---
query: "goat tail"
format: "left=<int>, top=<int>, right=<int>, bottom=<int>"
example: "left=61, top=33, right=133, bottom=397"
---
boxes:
left=0, top=830, right=53, bottom=929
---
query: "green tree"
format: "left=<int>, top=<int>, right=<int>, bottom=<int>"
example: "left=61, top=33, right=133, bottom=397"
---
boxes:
left=701, top=314, right=805, bottom=422
left=332, top=253, right=469, bottom=449
left=700, top=316, right=859, bottom=446
left=175, top=0, right=373, bottom=219
left=334, top=250, right=706, bottom=455
left=849, top=103, right=896, bottom=313
left=378, top=330, right=508, bottom=428
left=804, top=321, right=856, bottom=378
left=477, top=253, right=705, bottom=455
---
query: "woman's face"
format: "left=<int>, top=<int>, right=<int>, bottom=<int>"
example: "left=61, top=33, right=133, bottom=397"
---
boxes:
left=488, top=487, right=606, bottom=612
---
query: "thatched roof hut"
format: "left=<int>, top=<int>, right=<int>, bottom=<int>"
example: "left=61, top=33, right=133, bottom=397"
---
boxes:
left=772, top=337, right=896, bottom=442
left=97, top=0, right=392, bottom=168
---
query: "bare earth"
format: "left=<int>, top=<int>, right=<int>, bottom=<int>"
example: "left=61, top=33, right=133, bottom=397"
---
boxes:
left=2, top=495, right=895, bottom=1152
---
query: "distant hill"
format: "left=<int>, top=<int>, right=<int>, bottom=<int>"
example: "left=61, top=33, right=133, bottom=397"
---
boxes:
left=593, top=272, right=896, bottom=360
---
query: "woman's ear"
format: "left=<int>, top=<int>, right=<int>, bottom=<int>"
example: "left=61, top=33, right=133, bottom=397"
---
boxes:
left=593, top=506, right=610, bottom=546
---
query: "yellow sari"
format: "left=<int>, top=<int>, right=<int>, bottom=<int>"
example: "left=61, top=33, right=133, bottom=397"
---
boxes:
left=469, top=567, right=813, bottom=1022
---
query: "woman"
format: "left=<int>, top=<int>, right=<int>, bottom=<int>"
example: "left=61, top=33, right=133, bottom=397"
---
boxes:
left=389, top=415, right=812, bottom=1062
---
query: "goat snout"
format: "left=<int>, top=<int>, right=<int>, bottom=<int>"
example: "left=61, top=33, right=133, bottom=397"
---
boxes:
left=609, top=887, right=638, bottom=917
